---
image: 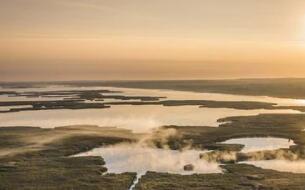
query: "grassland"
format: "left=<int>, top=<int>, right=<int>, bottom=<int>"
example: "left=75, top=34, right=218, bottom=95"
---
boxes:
left=0, top=125, right=138, bottom=190
left=3, top=79, right=305, bottom=113
left=157, top=113, right=305, bottom=149
left=75, top=78, right=305, bottom=99
left=2, top=80, right=305, bottom=189
left=3, top=78, right=305, bottom=99
left=135, top=164, right=305, bottom=190
left=136, top=113, right=305, bottom=189
left=0, top=89, right=163, bottom=113
left=2, top=94, right=305, bottom=113
left=1, top=113, right=305, bottom=189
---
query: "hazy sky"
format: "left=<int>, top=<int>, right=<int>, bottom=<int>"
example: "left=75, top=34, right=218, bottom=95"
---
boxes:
left=1, top=0, right=305, bottom=81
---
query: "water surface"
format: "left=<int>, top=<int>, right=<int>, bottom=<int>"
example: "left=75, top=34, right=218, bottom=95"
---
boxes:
left=75, top=143, right=221, bottom=174
left=222, top=137, right=295, bottom=153
left=244, top=160, right=305, bottom=173
left=102, top=87, right=305, bottom=107
left=0, top=105, right=299, bottom=132
left=1, top=85, right=305, bottom=175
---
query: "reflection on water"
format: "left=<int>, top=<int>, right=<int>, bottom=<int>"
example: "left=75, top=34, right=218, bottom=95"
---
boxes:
left=1, top=85, right=305, bottom=175
left=244, top=160, right=305, bottom=173
left=222, top=137, right=295, bottom=153
left=1, top=85, right=105, bottom=92
left=0, top=85, right=114, bottom=102
left=0, top=105, right=300, bottom=132
left=0, top=105, right=33, bottom=112
left=102, top=87, right=305, bottom=107
left=2, top=85, right=305, bottom=106
left=75, top=143, right=222, bottom=189
left=0, top=84, right=302, bottom=132
left=75, top=143, right=221, bottom=174
left=0, top=95, right=64, bottom=102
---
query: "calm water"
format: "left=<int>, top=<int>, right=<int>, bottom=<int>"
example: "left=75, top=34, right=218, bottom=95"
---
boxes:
left=1, top=85, right=305, bottom=174
left=2, top=85, right=305, bottom=106
left=0, top=106, right=300, bottom=132
left=0, top=95, right=64, bottom=102
left=244, top=160, right=305, bottom=173
left=74, top=137, right=305, bottom=182
left=75, top=142, right=222, bottom=189
left=0, top=86, right=302, bottom=132
left=75, top=143, right=221, bottom=174
left=222, top=137, right=295, bottom=153
left=102, top=87, right=305, bottom=107
left=0, top=105, right=33, bottom=112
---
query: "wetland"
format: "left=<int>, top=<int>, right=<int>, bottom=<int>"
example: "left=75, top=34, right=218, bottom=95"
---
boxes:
left=1, top=80, right=305, bottom=189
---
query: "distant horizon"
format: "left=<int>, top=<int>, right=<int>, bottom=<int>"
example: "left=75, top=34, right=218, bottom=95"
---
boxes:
left=2, top=77, right=305, bottom=83
left=2, top=1, right=305, bottom=188
left=1, top=0, right=305, bottom=81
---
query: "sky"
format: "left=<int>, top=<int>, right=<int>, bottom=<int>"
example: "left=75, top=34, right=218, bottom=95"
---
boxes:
left=1, top=0, right=305, bottom=81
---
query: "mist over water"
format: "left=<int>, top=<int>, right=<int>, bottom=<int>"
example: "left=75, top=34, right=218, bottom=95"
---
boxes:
left=244, top=160, right=305, bottom=173
left=74, top=127, right=222, bottom=188
left=76, top=143, right=222, bottom=174
left=0, top=86, right=304, bottom=143
left=0, top=105, right=300, bottom=132
left=102, top=87, right=305, bottom=107
left=1, top=85, right=305, bottom=175
left=0, top=85, right=302, bottom=132
left=2, top=85, right=305, bottom=106
left=222, top=137, right=295, bottom=153
left=0, top=105, right=33, bottom=112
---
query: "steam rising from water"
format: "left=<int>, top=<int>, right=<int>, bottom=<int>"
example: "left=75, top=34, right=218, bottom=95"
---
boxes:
left=0, top=106, right=300, bottom=133
left=74, top=127, right=222, bottom=189
left=103, top=87, right=305, bottom=107
left=201, top=138, right=300, bottom=165
left=76, top=128, right=221, bottom=175
left=2, top=85, right=305, bottom=176
left=243, top=160, right=305, bottom=173
left=76, top=141, right=221, bottom=190
left=222, top=137, right=295, bottom=152
left=0, top=85, right=302, bottom=132
left=79, top=143, right=221, bottom=174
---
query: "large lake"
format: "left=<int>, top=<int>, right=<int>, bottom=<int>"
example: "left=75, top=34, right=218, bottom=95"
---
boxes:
left=1, top=85, right=305, bottom=175
left=0, top=86, right=302, bottom=132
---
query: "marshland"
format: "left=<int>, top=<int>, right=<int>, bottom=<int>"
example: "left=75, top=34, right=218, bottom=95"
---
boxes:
left=3, top=0, right=305, bottom=189
left=1, top=80, right=305, bottom=189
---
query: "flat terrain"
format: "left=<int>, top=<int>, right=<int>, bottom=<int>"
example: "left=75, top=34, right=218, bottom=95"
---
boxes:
left=71, top=78, right=305, bottom=99
left=135, top=164, right=305, bottom=190
left=0, top=113, right=305, bottom=189
left=0, top=126, right=138, bottom=190
left=3, top=78, right=305, bottom=99
left=1, top=80, right=305, bottom=189
left=2, top=89, right=305, bottom=113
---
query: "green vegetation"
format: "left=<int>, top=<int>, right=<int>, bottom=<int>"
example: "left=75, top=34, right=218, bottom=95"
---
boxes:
left=107, top=99, right=277, bottom=109
left=1, top=113, right=305, bottom=189
left=0, top=89, right=162, bottom=102
left=4, top=78, right=305, bottom=98
left=156, top=113, right=305, bottom=165
left=135, top=164, right=305, bottom=190
left=158, top=114, right=305, bottom=151
left=0, top=89, right=164, bottom=113
left=2, top=80, right=305, bottom=189
left=3, top=98, right=305, bottom=113
left=0, top=156, right=135, bottom=190
left=0, top=126, right=138, bottom=190
left=0, top=100, right=110, bottom=113
left=82, top=78, right=305, bottom=99
left=3, top=80, right=305, bottom=113
left=107, top=99, right=305, bottom=112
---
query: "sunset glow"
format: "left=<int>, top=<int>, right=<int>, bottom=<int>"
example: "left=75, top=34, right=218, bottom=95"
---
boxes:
left=1, top=0, right=305, bottom=81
